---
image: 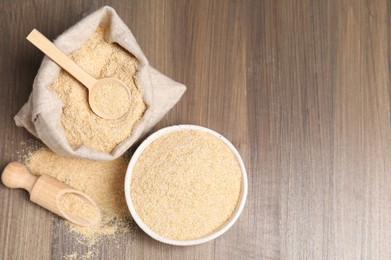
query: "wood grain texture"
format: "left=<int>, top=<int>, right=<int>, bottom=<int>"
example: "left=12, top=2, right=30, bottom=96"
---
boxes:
left=1, top=0, right=391, bottom=259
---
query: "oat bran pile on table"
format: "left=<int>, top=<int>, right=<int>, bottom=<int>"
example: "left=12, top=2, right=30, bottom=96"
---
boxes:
left=131, top=130, right=242, bottom=240
left=26, top=148, right=133, bottom=244
left=49, top=26, right=146, bottom=153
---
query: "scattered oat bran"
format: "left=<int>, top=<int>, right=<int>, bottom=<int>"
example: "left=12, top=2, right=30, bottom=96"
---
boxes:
left=16, top=139, right=44, bottom=161
left=131, top=130, right=242, bottom=240
left=26, top=148, right=134, bottom=244
left=64, top=252, right=78, bottom=260
left=59, top=193, right=100, bottom=224
left=64, top=251, right=93, bottom=260
left=49, top=26, right=146, bottom=153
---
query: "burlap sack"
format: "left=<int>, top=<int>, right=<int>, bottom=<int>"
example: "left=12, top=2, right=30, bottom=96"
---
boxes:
left=15, top=6, right=186, bottom=160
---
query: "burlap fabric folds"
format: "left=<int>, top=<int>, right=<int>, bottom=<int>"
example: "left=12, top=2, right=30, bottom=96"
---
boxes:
left=15, top=6, right=186, bottom=160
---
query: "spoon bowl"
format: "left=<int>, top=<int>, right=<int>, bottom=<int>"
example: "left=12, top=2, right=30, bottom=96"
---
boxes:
left=89, top=78, right=131, bottom=119
left=57, top=190, right=101, bottom=227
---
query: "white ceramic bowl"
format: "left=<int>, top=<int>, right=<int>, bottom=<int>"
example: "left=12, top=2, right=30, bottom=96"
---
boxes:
left=124, top=125, right=248, bottom=246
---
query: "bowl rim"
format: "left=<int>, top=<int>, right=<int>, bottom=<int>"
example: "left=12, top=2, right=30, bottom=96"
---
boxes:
left=124, top=124, right=248, bottom=246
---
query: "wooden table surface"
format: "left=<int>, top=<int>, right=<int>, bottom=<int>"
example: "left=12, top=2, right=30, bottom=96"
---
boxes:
left=1, top=0, right=391, bottom=259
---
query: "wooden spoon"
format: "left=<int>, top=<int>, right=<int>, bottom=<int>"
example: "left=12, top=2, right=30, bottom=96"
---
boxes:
left=26, top=29, right=131, bottom=120
left=1, top=162, right=101, bottom=227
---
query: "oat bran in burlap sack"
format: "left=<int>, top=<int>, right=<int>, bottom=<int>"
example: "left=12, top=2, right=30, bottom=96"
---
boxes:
left=15, top=6, right=186, bottom=160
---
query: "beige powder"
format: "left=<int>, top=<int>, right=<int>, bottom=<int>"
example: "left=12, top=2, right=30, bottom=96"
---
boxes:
left=93, top=83, right=130, bottom=118
left=59, top=193, right=99, bottom=224
left=49, top=27, right=146, bottom=153
left=130, top=130, right=242, bottom=240
left=26, top=148, right=133, bottom=244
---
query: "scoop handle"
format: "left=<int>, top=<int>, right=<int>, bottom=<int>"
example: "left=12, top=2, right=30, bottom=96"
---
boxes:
left=26, top=29, right=97, bottom=89
left=1, top=162, right=38, bottom=193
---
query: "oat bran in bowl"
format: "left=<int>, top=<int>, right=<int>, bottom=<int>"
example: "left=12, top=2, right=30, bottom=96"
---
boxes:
left=124, top=125, right=248, bottom=246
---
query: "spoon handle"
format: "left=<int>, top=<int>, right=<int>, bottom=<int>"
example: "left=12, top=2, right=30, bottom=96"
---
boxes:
left=26, top=29, right=97, bottom=89
left=1, top=162, right=38, bottom=193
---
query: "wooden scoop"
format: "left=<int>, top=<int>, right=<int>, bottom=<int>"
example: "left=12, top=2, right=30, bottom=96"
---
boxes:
left=1, top=162, right=101, bottom=227
left=26, top=29, right=131, bottom=120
